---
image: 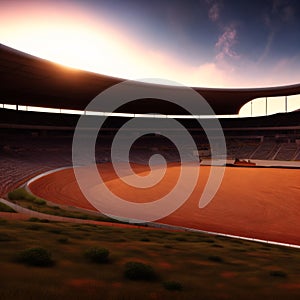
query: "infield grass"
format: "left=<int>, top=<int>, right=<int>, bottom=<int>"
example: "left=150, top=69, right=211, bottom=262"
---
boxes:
left=1, top=218, right=300, bottom=299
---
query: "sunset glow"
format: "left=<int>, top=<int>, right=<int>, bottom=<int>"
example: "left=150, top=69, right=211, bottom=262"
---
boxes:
left=2, top=0, right=300, bottom=89
left=0, top=2, right=144, bottom=79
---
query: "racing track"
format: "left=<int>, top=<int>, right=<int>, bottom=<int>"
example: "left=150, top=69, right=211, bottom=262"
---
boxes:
left=29, top=163, right=300, bottom=245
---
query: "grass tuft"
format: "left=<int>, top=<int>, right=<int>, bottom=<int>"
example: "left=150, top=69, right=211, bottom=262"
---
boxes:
left=33, top=198, right=46, bottom=205
left=8, top=188, right=46, bottom=205
left=15, top=247, right=54, bottom=267
left=84, top=247, right=109, bottom=263
left=163, top=280, right=183, bottom=291
left=269, top=270, right=287, bottom=278
left=0, top=232, right=15, bottom=242
left=8, top=188, right=35, bottom=201
left=57, top=237, right=69, bottom=244
left=0, top=202, right=16, bottom=213
left=140, top=237, right=150, bottom=242
left=124, top=261, right=157, bottom=281
left=208, top=255, right=224, bottom=263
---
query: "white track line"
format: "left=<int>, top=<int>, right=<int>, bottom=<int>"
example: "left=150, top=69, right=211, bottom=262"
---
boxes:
left=19, top=165, right=300, bottom=249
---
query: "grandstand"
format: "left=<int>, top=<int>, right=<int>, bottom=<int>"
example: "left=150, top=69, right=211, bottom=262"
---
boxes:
left=1, top=106, right=300, bottom=197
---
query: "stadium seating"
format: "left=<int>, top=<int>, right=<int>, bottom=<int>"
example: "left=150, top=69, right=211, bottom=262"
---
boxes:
left=1, top=108, right=300, bottom=196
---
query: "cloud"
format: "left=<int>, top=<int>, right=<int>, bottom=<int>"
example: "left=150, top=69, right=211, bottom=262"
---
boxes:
left=188, top=62, right=228, bottom=87
left=271, top=0, right=295, bottom=21
left=206, top=0, right=223, bottom=23
left=208, top=3, right=220, bottom=22
left=258, top=31, right=275, bottom=63
left=260, top=1, right=295, bottom=63
left=215, top=24, right=239, bottom=61
left=264, top=0, right=295, bottom=28
left=282, top=5, right=295, bottom=23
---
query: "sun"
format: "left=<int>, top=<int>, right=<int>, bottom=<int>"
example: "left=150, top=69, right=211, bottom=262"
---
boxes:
left=0, top=2, right=138, bottom=78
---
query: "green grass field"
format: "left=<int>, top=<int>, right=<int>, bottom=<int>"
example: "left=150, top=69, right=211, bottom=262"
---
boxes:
left=7, top=188, right=118, bottom=223
left=0, top=202, right=16, bottom=213
left=1, top=217, right=300, bottom=299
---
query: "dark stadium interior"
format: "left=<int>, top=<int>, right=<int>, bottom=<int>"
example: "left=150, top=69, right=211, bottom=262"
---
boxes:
left=1, top=44, right=300, bottom=202
left=1, top=105, right=300, bottom=198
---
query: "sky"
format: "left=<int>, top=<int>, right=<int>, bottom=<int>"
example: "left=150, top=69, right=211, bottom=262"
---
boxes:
left=1, top=0, right=300, bottom=115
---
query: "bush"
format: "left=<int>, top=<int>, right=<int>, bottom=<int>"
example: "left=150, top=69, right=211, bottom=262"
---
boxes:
left=57, top=237, right=69, bottom=244
left=208, top=255, right=223, bottom=263
left=0, top=233, right=15, bottom=242
left=8, top=188, right=46, bottom=205
left=124, top=261, right=157, bottom=281
left=26, top=224, right=41, bottom=230
left=33, top=198, right=46, bottom=205
left=28, top=217, right=40, bottom=222
left=47, top=228, right=62, bottom=234
left=8, top=188, right=35, bottom=201
left=50, top=205, right=61, bottom=210
left=16, top=247, right=54, bottom=267
left=40, top=219, right=50, bottom=223
left=0, top=202, right=16, bottom=213
left=140, top=238, right=150, bottom=242
left=212, top=244, right=224, bottom=248
left=163, top=281, right=183, bottom=291
left=270, top=270, right=287, bottom=278
left=84, top=247, right=109, bottom=263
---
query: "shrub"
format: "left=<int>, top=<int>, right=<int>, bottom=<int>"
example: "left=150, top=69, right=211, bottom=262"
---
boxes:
left=16, top=247, right=54, bottom=267
left=212, top=244, right=224, bottom=248
left=48, top=228, right=62, bottom=234
left=33, top=198, right=46, bottom=205
left=0, top=233, right=15, bottom=242
left=8, top=188, right=46, bottom=205
left=28, top=217, right=50, bottom=223
left=26, top=224, right=41, bottom=230
left=28, top=217, right=40, bottom=222
left=50, top=206, right=61, bottom=210
left=203, top=239, right=215, bottom=243
left=8, top=188, right=35, bottom=201
left=84, top=247, right=109, bottom=263
left=57, top=237, right=69, bottom=244
left=208, top=255, right=223, bottom=263
left=124, top=261, right=157, bottom=281
left=270, top=270, right=287, bottom=278
left=174, top=236, right=186, bottom=242
left=0, top=202, right=16, bottom=213
left=163, top=281, right=182, bottom=291
left=140, top=238, right=150, bottom=242
left=40, top=219, right=50, bottom=223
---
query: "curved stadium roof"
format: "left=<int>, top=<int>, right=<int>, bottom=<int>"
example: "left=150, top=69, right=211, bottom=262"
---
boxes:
left=1, top=43, right=300, bottom=115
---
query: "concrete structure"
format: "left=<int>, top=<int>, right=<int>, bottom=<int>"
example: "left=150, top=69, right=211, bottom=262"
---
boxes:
left=2, top=43, right=300, bottom=115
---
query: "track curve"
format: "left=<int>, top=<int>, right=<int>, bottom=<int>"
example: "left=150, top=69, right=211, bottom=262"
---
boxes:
left=29, top=163, right=300, bottom=245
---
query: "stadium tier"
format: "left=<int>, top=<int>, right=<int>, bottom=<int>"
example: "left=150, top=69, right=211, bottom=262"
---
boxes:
left=1, top=107, right=300, bottom=197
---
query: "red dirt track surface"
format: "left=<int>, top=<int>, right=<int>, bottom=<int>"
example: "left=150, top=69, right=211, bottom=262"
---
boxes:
left=29, top=163, right=300, bottom=245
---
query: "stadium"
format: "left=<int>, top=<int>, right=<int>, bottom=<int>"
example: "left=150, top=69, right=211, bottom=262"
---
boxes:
left=1, top=41, right=300, bottom=299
